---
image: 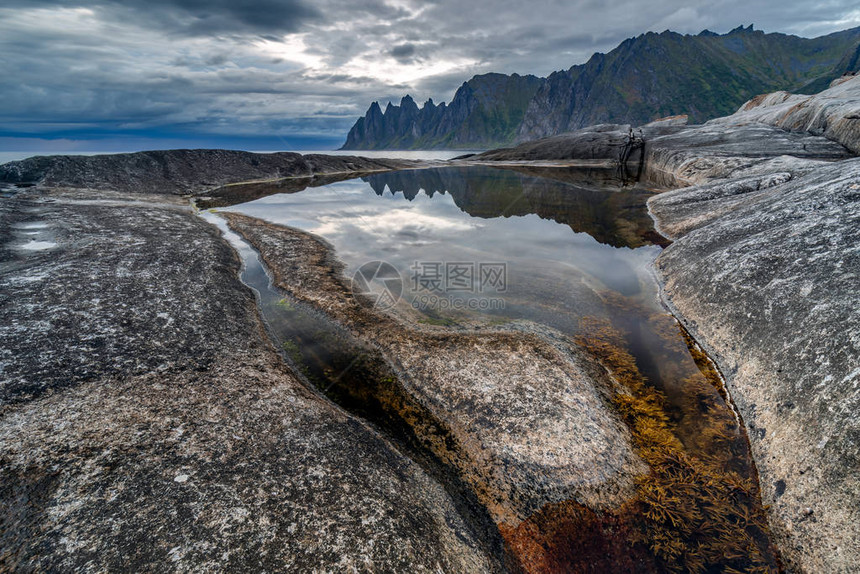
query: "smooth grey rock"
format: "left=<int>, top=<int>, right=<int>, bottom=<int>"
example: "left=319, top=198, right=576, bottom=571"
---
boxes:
left=0, top=189, right=494, bottom=572
left=641, top=114, right=689, bottom=127
left=648, top=158, right=860, bottom=573
left=642, top=122, right=851, bottom=187
left=710, top=74, right=860, bottom=153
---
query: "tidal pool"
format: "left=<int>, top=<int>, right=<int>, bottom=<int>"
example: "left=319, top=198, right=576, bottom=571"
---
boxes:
left=215, top=166, right=742, bottom=458
left=209, top=164, right=780, bottom=571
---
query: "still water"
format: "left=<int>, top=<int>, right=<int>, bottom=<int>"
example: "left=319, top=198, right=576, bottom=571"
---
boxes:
left=207, top=164, right=778, bottom=571
left=226, top=167, right=660, bottom=322
left=214, top=165, right=743, bottom=463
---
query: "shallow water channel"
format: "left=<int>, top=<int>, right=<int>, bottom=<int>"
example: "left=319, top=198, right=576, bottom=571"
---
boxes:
left=202, top=165, right=780, bottom=572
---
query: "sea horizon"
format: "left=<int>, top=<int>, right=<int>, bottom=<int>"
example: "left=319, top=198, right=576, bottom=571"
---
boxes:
left=0, top=149, right=476, bottom=165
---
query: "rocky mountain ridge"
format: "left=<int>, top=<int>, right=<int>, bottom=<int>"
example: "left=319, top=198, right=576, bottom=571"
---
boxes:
left=341, top=73, right=543, bottom=150
left=343, top=25, right=860, bottom=150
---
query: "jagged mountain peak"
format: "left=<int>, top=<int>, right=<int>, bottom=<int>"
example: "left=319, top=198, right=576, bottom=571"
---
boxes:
left=400, top=94, right=419, bottom=114
left=728, top=23, right=756, bottom=34
left=341, top=73, right=543, bottom=150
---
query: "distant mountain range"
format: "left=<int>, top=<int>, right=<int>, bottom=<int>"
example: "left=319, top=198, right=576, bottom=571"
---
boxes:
left=341, top=25, right=860, bottom=150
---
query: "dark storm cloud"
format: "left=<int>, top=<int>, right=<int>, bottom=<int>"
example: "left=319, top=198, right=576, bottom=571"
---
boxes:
left=2, top=0, right=860, bottom=150
left=1, top=0, right=322, bottom=35
left=390, top=43, right=419, bottom=63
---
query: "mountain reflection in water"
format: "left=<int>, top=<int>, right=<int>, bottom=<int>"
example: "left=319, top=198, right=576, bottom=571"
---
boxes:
left=363, top=166, right=666, bottom=249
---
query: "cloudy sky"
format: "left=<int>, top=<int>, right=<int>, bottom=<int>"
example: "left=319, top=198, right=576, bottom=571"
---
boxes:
left=2, top=0, right=859, bottom=152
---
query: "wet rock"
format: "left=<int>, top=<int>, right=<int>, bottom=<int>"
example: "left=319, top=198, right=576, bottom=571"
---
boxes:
left=0, top=189, right=494, bottom=572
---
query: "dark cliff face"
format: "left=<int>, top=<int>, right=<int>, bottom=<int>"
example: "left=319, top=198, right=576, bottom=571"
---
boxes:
left=341, top=73, right=543, bottom=150
left=343, top=25, right=860, bottom=149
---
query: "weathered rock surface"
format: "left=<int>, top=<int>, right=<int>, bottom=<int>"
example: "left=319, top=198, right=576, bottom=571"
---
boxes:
left=223, top=213, right=647, bottom=548
left=648, top=149, right=860, bottom=573
left=0, top=150, right=413, bottom=195
left=0, top=189, right=494, bottom=572
left=470, top=124, right=640, bottom=164
left=641, top=122, right=851, bottom=187
left=465, top=119, right=851, bottom=190
left=709, top=74, right=860, bottom=153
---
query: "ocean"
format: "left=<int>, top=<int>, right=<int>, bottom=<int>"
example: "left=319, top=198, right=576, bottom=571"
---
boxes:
left=0, top=149, right=475, bottom=164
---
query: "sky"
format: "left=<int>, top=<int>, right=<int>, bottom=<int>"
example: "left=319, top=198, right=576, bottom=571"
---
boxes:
left=1, top=0, right=859, bottom=152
